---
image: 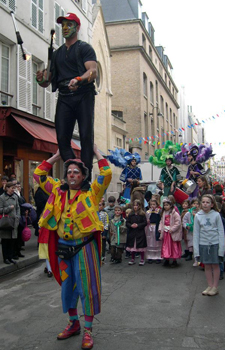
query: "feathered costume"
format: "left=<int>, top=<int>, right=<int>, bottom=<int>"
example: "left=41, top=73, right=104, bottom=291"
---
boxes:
left=175, top=143, right=214, bottom=198
left=149, top=141, right=181, bottom=168
left=107, top=149, right=142, bottom=199
left=149, top=141, right=181, bottom=197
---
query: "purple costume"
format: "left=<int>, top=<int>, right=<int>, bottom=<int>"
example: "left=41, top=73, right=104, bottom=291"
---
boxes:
left=186, top=162, right=203, bottom=198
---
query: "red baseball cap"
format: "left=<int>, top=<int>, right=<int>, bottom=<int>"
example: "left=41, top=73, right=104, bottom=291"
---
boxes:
left=57, top=12, right=81, bottom=26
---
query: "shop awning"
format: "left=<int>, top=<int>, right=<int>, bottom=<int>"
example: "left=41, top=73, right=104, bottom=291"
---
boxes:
left=12, top=115, right=80, bottom=155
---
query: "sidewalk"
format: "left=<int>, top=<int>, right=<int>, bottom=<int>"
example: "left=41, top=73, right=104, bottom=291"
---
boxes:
left=0, top=230, right=39, bottom=277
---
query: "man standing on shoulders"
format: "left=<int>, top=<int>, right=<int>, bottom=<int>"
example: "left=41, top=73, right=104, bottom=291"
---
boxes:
left=36, top=12, right=97, bottom=184
left=33, top=145, right=112, bottom=350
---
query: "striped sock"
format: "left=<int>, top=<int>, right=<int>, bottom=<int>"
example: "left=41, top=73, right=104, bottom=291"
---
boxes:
left=84, top=315, right=94, bottom=330
left=68, top=308, right=78, bottom=321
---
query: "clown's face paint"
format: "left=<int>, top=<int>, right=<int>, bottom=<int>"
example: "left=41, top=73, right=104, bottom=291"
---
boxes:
left=67, top=164, right=85, bottom=189
left=61, top=20, right=78, bottom=38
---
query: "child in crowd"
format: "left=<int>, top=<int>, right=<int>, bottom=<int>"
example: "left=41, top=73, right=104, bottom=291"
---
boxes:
left=126, top=199, right=147, bottom=266
left=109, top=205, right=127, bottom=263
left=180, top=199, right=191, bottom=258
left=151, top=194, right=161, bottom=209
left=168, top=195, right=180, bottom=214
left=159, top=198, right=182, bottom=267
left=145, top=199, right=162, bottom=263
left=98, top=201, right=109, bottom=263
left=193, top=194, right=225, bottom=296
left=105, top=196, right=116, bottom=251
left=125, top=208, right=132, bottom=258
left=183, top=198, right=200, bottom=265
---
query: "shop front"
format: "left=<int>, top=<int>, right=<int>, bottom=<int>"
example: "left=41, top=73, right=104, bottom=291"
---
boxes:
left=0, top=107, right=80, bottom=202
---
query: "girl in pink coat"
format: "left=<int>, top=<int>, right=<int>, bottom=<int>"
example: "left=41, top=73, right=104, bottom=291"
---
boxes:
left=159, top=198, right=182, bottom=267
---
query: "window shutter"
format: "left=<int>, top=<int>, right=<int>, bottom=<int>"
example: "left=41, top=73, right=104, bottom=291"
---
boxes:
left=38, top=0, right=43, bottom=33
left=38, top=8, right=43, bottom=33
left=45, top=85, right=51, bottom=120
left=55, top=3, right=60, bottom=46
left=27, top=56, right=32, bottom=113
left=9, top=0, right=15, bottom=11
left=82, top=0, right=87, bottom=13
left=32, top=1, right=37, bottom=28
left=18, top=47, right=32, bottom=112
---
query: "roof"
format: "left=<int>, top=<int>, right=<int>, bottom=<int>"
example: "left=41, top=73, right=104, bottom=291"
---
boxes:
left=92, top=0, right=137, bottom=22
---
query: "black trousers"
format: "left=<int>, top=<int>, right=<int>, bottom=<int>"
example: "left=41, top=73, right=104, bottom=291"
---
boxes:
left=1, top=238, right=14, bottom=261
left=55, top=90, right=95, bottom=181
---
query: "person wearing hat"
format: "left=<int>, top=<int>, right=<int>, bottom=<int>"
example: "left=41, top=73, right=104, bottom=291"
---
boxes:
left=186, top=147, right=204, bottom=198
left=120, top=156, right=143, bottom=199
left=36, top=12, right=97, bottom=184
left=160, top=157, right=180, bottom=197
left=33, top=144, right=112, bottom=350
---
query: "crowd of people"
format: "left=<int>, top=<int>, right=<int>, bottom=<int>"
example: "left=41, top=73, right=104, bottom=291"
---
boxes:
left=99, top=176, right=225, bottom=297
left=0, top=175, right=38, bottom=265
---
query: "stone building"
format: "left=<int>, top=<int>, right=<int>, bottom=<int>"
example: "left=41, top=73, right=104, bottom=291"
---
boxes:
left=92, top=1, right=128, bottom=197
left=93, top=0, right=179, bottom=162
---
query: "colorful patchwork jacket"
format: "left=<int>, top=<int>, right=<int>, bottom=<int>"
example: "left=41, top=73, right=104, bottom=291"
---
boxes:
left=34, top=159, right=112, bottom=233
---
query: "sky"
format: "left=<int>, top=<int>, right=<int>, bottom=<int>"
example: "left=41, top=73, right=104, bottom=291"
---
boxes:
left=142, top=0, right=225, bottom=159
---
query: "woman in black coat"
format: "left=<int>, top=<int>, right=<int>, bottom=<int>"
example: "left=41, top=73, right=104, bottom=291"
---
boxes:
left=126, top=199, right=147, bottom=266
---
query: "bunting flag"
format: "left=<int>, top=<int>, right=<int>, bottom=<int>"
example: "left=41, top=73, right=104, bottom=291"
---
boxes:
left=127, top=110, right=225, bottom=145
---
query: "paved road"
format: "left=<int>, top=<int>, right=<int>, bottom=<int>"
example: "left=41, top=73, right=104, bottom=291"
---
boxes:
left=1, top=257, right=225, bottom=350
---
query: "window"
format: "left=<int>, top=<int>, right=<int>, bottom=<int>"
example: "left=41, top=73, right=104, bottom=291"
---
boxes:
left=150, top=116, right=154, bottom=136
left=143, top=72, right=147, bottom=97
left=165, top=73, right=167, bottom=85
left=55, top=2, right=64, bottom=47
left=112, top=110, right=123, bottom=119
left=173, top=113, right=176, bottom=128
left=155, top=80, right=158, bottom=103
left=0, top=0, right=16, bottom=11
left=160, top=95, right=164, bottom=116
left=150, top=82, right=154, bottom=104
left=142, top=34, right=146, bottom=51
left=149, top=46, right=152, bottom=59
left=31, top=0, right=44, bottom=33
left=159, top=64, right=163, bottom=76
left=144, top=113, right=148, bottom=137
left=161, top=127, right=165, bottom=144
left=1, top=44, right=10, bottom=105
left=169, top=108, right=172, bottom=125
left=165, top=103, right=168, bottom=122
left=116, top=137, right=122, bottom=148
left=95, top=62, right=102, bottom=92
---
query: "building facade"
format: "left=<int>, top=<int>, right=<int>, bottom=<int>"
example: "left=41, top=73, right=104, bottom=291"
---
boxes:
left=0, top=0, right=94, bottom=199
left=92, top=1, right=128, bottom=198
left=95, top=0, right=179, bottom=162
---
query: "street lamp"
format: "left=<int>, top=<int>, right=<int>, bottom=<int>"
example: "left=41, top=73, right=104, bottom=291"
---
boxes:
left=149, top=106, right=163, bottom=116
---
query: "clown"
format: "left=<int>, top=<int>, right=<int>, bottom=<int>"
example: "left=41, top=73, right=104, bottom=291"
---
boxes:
left=34, top=145, right=112, bottom=350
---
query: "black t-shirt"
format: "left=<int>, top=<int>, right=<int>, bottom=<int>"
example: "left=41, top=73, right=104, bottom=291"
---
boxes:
left=51, top=41, right=97, bottom=94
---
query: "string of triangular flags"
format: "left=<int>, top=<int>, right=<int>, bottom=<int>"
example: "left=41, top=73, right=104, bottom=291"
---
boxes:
left=126, top=112, right=225, bottom=146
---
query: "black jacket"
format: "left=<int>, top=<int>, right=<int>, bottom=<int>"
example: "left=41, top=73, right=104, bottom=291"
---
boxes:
left=126, top=213, right=147, bottom=248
